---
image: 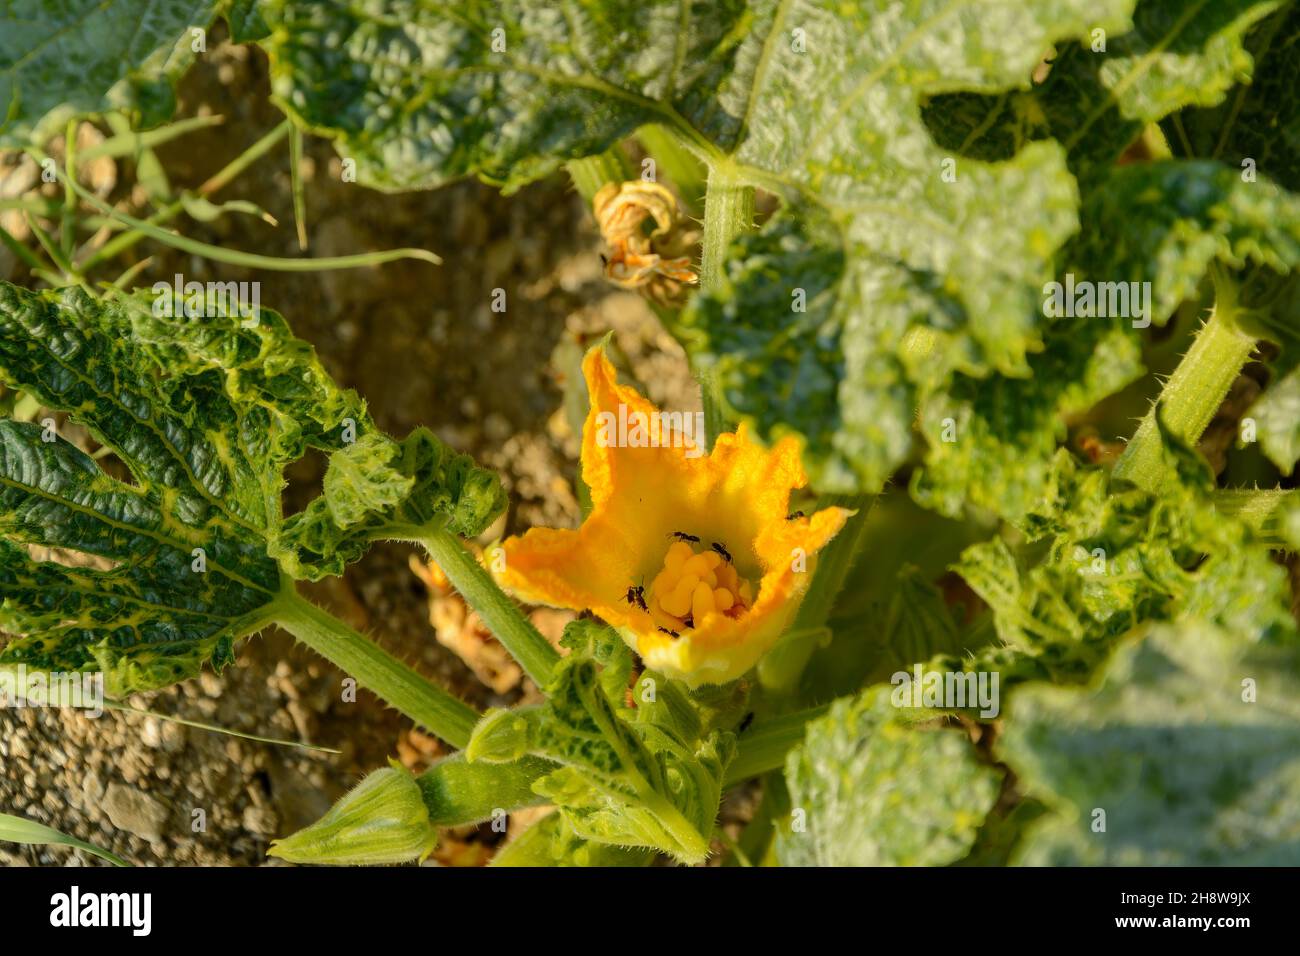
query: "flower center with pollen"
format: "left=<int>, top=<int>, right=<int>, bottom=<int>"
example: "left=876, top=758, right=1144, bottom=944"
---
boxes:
left=646, top=539, right=755, bottom=633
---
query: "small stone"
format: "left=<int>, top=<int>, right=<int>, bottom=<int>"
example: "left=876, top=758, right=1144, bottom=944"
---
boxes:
left=102, top=783, right=168, bottom=842
left=199, top=671, right=223, bottom=698
left=242, top=805, right=279, bottom=837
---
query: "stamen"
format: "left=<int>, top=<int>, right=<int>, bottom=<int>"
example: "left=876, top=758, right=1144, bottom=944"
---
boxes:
left=647, top=538, right=753, bottom=632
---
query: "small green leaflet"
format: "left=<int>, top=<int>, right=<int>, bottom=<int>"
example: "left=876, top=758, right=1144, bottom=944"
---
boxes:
left=491, top=811, right=655, bottom=867
left=0, top=0, right=219, bottom=147
left=0, top=283, right=503, bottom=694
left=1000, top=619, right=1300, bottom=864
left=777, top=684, right=1001, bottom=866
left=276, top=429, right=506, bottom=580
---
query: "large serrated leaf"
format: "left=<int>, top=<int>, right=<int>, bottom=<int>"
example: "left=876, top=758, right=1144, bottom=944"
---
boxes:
left=1163, top=2, right=1300, bottom=190
left=1000, top=619, right=1300, bottom=864
left=0, top=282, right=501, bottom=696
left=925, top=0, right=1286, bottom=179
left=0, top=0, right=219, bottom=147
left=777, top=684, right=1001, bottom=866
left=0, top=283, right=356, bottom=692
left=259, top=0, right=1137, bottom=493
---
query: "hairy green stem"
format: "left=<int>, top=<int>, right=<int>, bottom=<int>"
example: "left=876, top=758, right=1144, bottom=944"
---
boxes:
left=697, top=163, right=756, bottom=447
left=413, top=525, right=560, bottom=689
left=1213, top=487, right=1297, bottom=545
left=1114, top=274, right=1257, bottom=491
left=725, top=705, right=829, bottom=786
left=417, top=754, right=550, bottom=825
left=700, top=164, right=754, bottom=290
left=274, top=589, right=478, bottom=748
left=758, top=494, right=877, bottom=694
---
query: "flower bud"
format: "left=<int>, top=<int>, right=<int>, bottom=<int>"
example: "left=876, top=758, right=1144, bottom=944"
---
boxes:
left=268, top=765, right=436, bottom=865
left=466, top=707, right=532, bottom=763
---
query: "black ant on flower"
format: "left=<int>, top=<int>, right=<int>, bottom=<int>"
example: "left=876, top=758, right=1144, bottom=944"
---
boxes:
left=669, top=531, right=699, bottom=543
left=624, top=584, right=647, bottom=611
left=710, top=541, right=732, bottom=564
left=657, top=626, right=680, bottom=638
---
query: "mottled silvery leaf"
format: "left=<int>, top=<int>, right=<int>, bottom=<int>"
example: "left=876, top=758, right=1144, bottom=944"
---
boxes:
left=475, top=622, right=731, bottom=865
left=915, top=159, right=1300, bottom=520
left=1000, top=619, right=1300, bottom=864
left=778, top=684, right=1001, bottom=866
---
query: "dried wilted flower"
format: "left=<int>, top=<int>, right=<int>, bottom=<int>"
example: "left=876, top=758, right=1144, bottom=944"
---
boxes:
left=593, top=180, right=699, bottom=306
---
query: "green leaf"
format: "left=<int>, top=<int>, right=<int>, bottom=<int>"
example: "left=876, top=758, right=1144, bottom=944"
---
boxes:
left=260, top=0, right=1138, bottom=493
left=950, top=450, right=1296, bottom=684
left=913, top=323, right=1143, bottom=521
left=925, top=0, right=1286, bottom=179
left=1163, top=2, right=1300, bottom=191
left=1000, top=618, right=1300, bottom=864
left=0, top=0, right=219, bottom=147
left=558, top=615, right=634, bottom=705
left=275, top=427, right=506, bottom=580
left=0, top=811, right=130, bottom=866
left=1063, top=160, right=1300, bottom=327
left=507, top=638, right=732, bottom=864
left=226, top=0, right=272, bottom=44
left=491, top=811, right=655, bottom=867
left=916, top=158, right=1300, bottom=520
left=1243, top=272, right=1300, bottom=473
left=0, top=282, right=358, bottom=693
left=777, top=685, right=1001, bottom=866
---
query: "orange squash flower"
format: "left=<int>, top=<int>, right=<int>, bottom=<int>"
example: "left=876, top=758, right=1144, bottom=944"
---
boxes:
left=498, top=346, right=849, bottom=687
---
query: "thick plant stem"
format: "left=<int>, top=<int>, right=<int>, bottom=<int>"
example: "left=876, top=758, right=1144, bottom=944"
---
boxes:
left=1114, top=275, right=1257, bottom=491
left=275, top=589, right=478, bottom=748
left=725, top=705, right=830, bottom=786
left=700, top=163, right=754, bottom=291
left=757, top=494, right=876, bottom=694
left=698, top=164, right=756, bottom=447
left=415, top=525, right=560, bottom=689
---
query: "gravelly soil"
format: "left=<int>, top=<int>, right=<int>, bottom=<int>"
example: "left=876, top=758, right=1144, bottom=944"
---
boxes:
left=0, top=29, right=698, bottom=866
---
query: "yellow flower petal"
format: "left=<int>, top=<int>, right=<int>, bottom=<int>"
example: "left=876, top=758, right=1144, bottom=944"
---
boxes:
left=501, top=346, right=849, bottom=686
